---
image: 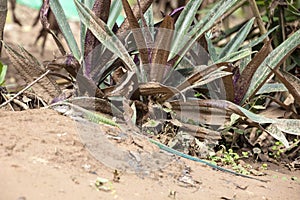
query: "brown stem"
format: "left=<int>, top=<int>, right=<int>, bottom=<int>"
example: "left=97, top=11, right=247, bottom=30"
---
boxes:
left=249, top=0, right=272, bottom=51
left=214, top=0, right=247, bottom=26
left=279, top=5, right=286, bottom=69
left=0, top=0, right=8, bottom=57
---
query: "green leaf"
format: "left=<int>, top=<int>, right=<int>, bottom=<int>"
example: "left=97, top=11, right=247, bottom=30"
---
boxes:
left=180, top=69, right=232, bottom=93
left=229, top=113, right=241, bottom=126
left=0, top=62, right=7, bottom=86
left=243, top=29, right=300, bottom=103
left=50, top=0, right=81, bottom=60
left=169, top=0, right=203, bottom=59
left=218, top=18, right=254, bottom=59
left=235, top=103, right=276, bottom=124
left=107, top=0, right=122, bottom=30
left=242, top=26, right=278, bottom=49
left=239, top=50, right=252, bottom=72
left=205, top=33, right=218, bottom=62
left=85, top=0, right=96, bottom=9
left=174, top=0, right=238, bottom=62
left=74, top=0, right=136, bottom=70
left=143, top=5, right=154, bottom=36
left=266, top=124, right=289, bottom=148
left=216, top=49, right=255, bottom=63
left=275, top=119, right=300, bottom=135
left=256, top=83, right=287, bottom=95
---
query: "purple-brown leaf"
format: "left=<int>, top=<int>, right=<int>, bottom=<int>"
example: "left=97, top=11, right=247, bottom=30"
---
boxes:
left=234, top=40, right=272, bottom=104
left=150, top=15, right=174, bottom=82
left=84, top=0, right=111, bottom=65
left=121, top=0, right=149, bottom=65
left=118, top=0, right=153, bottom=35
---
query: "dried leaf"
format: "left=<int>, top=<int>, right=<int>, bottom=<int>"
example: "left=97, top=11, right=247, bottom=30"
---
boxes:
left=107, top=71, right=137, bottom=98
left=222, top=67, right=235, bottom=101
left=181, top=123, right=221, bottom=141
left=3, top=43, right=61, bottom=103
left=169, top=100, right=230, bottom=125
left=139, top=82, right=177, bottom=97
left=50, top=55, right=80, bottom=78
left=270, top=69, right=300, bottom=105
left=39, top=0, right=51, bottom=29
left=170, top=99, right=300, bottom=137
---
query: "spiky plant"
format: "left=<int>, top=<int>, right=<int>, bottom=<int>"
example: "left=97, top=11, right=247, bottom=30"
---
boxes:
left=3, top=0, right=300, bottom=156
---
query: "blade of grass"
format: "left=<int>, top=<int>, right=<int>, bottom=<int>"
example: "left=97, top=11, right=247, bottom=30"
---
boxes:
left=50, top=0, right=81, bottom=60
left=218, top=18, right=255, bottom=59
left=169, top=0, right=203, bottom=59
left=242, top=26, right=278, bottom=49
left=205, top=33, right=218, bottom=62
left=170, top=0, right=239, bottom=64
left=0, top=61, right=7, bottom=85
left=216, top=49, right=255, bottom=63
left=107, top=0, right=122, bottom=30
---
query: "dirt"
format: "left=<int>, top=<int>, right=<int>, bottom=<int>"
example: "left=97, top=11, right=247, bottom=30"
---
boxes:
left=1, top=3, right=300, bottom=200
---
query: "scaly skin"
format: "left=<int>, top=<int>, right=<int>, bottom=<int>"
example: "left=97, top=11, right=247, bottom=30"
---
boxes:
left=49, top=101, right=120, bottom=127
left=149, top=138, right=268, bottom=182
left=50, top=101, right=268, bottom=182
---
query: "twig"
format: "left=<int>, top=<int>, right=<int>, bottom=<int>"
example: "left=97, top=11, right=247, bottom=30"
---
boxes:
left=0, top=70, right=51, bottom=108
left=12, top=98, right=29, bottom=110
left=0, top=93, right=14, bottom=111
left=249, top=0, right=272, bottom=50
left=278, top=6, right=286, bottom=69
left=214, top=0, right=247, bottom=26
left=249, top=0, right=267, bottom=35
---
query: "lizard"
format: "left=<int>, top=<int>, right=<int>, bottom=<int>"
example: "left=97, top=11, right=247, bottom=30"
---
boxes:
left=49, top=101, right=269, bottom=182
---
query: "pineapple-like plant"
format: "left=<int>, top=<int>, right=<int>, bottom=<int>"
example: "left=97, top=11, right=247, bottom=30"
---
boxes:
left=2, top=0, right=300, bottom=163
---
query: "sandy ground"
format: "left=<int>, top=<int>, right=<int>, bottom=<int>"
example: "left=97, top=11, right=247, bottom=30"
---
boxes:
left=0, top=109, right=299, bottom=200
left=1, top=3, right=300, bottom=200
